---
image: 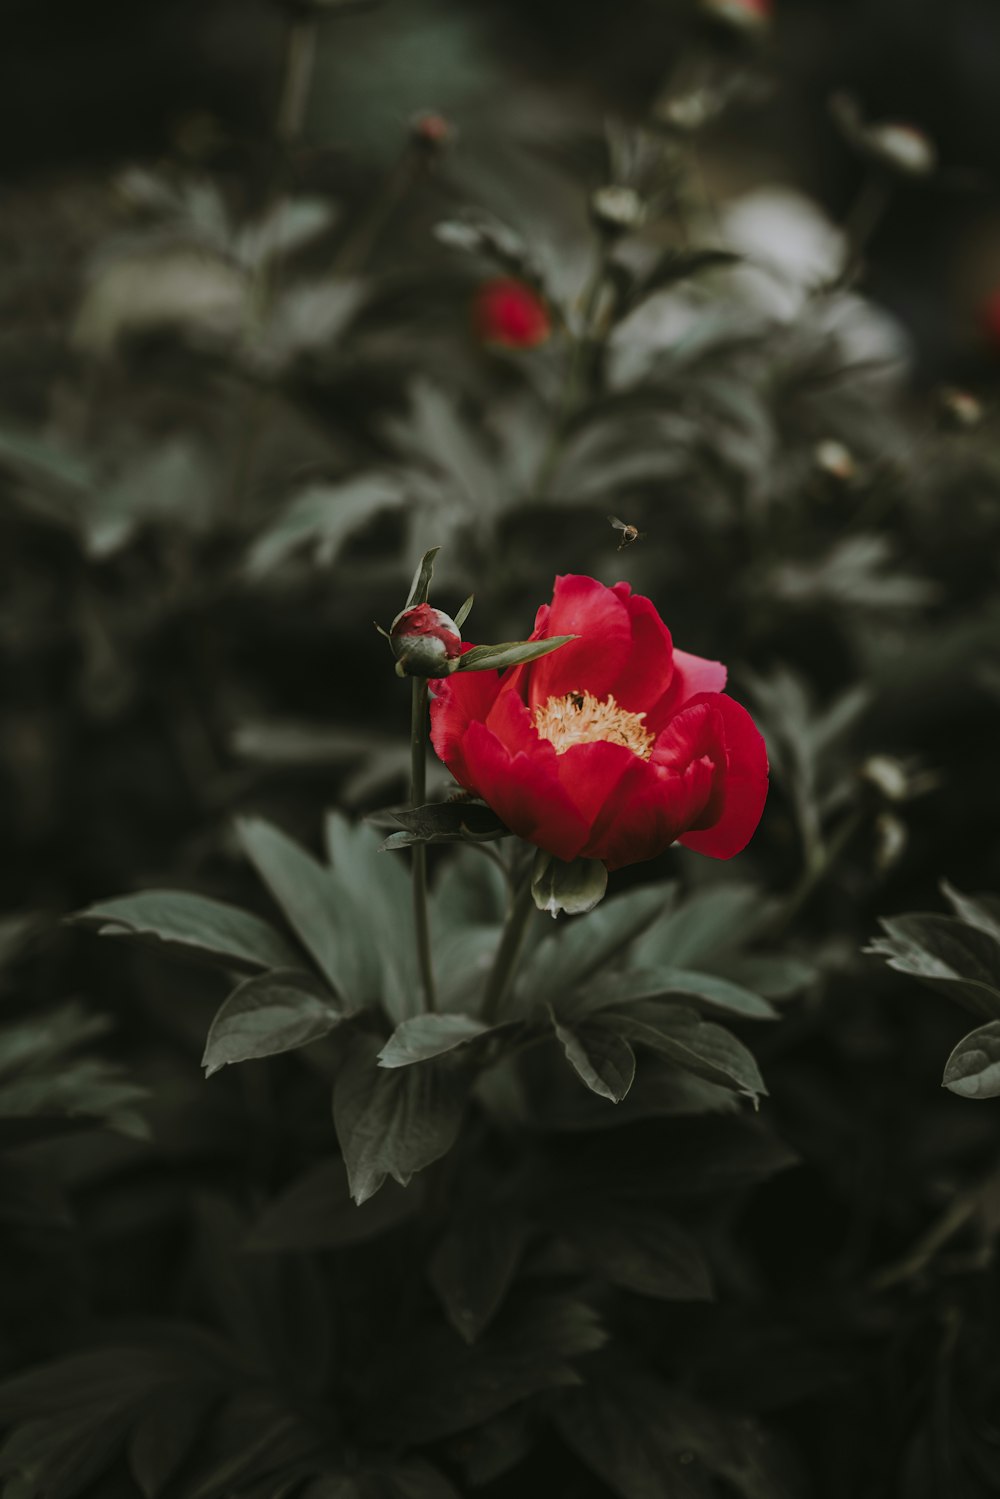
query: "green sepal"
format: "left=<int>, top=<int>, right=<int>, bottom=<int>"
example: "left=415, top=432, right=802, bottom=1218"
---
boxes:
left=458, top=635, right=577, bottom=674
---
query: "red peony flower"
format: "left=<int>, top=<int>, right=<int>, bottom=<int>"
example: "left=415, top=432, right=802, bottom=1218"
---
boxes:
left=472, top=279, right=551, bottom=349
left=430, top=576, right=768, bottom=870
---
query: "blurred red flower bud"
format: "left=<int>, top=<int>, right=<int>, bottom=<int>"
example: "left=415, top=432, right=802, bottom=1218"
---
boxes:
left=390, top=604, right=464, bottom=677
left=410, top=110, right=454, bottom=150
left=700, top=0, right=773, bottom=32
left=430, top=575, right=768, bottom=870
left=982, top=289, right=1000, bottom=351
left=472, top=279, right=551, bottom=350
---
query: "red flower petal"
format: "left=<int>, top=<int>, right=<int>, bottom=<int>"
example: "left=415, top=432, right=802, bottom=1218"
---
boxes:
left=525, top=575, right=633, bottom=708
left=429, top=668, right=503, bottom=787
left=605, top=583, right=676, bottom=716
left=459, top=720, right=591, bottom=861
left=678, top=694, right=768, bottom=858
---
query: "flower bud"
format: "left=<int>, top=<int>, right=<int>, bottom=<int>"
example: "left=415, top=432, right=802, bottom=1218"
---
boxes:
left=590, top=185, right=647, bottom=237
left=390, top=604, right=464, bottom=678
left=410, top=110, right=454, bottom=152
left=815, top=439, right=856, bottom=484
left=860, top=754, right=910, bottom=803
left=472, top=278, right=551, bottom=350
left=938, top=386, right=983, bottom=430
left=700, top=0, right=773, bottom=34
left=865, top=122, right=937, bottom=178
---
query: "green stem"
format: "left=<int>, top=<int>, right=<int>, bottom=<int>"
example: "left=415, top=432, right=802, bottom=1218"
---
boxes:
left=767, top=806, right=865, bottom=940
left=276, top=17, right=319, bottom=144
left=481, top=872, right=536, bottom=1024
left=410, top=678, right=437, bottom=1012
left=534, top=248, right=609, bottom=498
left=834, top=168, right=892, bottom=291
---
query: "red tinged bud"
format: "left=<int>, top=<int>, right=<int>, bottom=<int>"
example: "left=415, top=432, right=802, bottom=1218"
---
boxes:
left=390, top=604, right=464, bottom=678
left=410, top=110, right=454, bottom=151
left=472, top=279, right=552, bottom=350
left=700, top=0, right=773, bottom=32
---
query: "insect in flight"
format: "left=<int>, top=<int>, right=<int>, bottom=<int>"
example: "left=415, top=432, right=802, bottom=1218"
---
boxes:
left=608, top=515, right=645, bottom=551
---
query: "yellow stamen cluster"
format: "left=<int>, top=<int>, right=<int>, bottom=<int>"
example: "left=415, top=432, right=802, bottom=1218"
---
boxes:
left=533, top=690, right=654, bottom=760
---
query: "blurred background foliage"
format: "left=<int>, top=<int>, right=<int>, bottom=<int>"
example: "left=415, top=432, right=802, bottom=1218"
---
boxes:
left=3, top=0, right=1000, bottom=1495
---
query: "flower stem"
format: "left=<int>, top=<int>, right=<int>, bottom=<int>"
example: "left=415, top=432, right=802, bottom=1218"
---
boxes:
left=481, top=871, right=536, bottom=1024
left=534, top=247, right=610, bottom=498
left=410, top=677, right=437, bottom=1012
left=276, top=16, right=319, bottom=145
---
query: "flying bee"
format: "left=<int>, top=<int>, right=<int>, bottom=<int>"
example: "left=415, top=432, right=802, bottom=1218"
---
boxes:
left=608, top=515, right=645, bottom=551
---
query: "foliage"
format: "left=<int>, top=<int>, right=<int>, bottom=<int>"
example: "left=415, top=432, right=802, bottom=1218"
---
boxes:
left=3, top=1, right=1000, bottom=1496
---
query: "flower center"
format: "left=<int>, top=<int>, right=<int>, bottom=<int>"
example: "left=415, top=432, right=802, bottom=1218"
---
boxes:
left=533, top=690, right=654, bottom=760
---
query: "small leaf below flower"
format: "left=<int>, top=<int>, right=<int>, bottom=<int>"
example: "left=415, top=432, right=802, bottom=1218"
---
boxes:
left=202, top=970, right=347, bottom=1075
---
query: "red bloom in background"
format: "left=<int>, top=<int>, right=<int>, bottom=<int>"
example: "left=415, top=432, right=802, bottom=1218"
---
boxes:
left=430, top=576, right=768, bottom=871
left=473, top=279, right=551, bottom=349
left=982, top=288, right=1000, bottom=350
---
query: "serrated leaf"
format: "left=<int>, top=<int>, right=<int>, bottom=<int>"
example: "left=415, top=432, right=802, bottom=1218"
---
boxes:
left=71, top=890, right=300, bottom=973
left=616, top=1003, right=766, bottom=1101
left=942, top=1022, right=1000, bottom=1099
left=333, top=1032, right=469, bottom=1203
left=458, top=635, right=577, bottom=674
left=552, top=1015, right=635, bottom=1103
left=202, top=970, right=347, bottom=1075
left=378, top=1014, right=493, bottom=1068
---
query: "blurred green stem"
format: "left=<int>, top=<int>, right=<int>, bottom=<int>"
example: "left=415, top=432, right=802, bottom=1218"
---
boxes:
left=534, top=248, right=610, bottom=496
left=276, top=17, right=319, bottom=144
left=410, top=678, right=437, bottom=1012
left=481, top=871, right=536, bottom=1024
left=836, top=168, right=891, bottom=289
left=768, top=806, right=865, bottom=939
left=334, top=151, right=421, bottom=276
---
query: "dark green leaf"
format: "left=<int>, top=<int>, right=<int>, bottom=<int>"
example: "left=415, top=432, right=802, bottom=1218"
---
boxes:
left=576, top=967, right=777, bottom=1021
left=334, top=1032, right=469, bottom=1203
left=942, top=1022, right=1000, bottom=1099
left=867, top=912, right=1000, bottom=1019
left=550, top=1360, right=799, bottom=1499
left=453, top=594, right=474, bottom=629
left=246, top=1159, right=419, bottom=1251
left=941, top=881, right=1000, bottom=946
left=378, top=1014, right=492, bottom=1068
left=458, top=636, right=577, bottom=673
left=202, top=970, right=347, bottom=1076
left=518, top=885, right=672, bottom=1013
left=377, top=801, right=508, bottom=850
left=616, top=1003, right=766, bottom=1101
left=562, top=1206, right=713, bottom=1301
left=129, top=1390, right=213, bottom=1499
left=428, top=1210, right=526, bottom=1342
left=366, top=1295, right=606, bottom=1444
left=71, top=890, right=300, bottom=973
left=552, top=1015, right=636, bottom=1103
left=237, top=817, right=381, bottom=1008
